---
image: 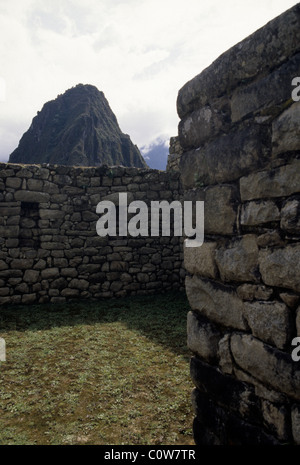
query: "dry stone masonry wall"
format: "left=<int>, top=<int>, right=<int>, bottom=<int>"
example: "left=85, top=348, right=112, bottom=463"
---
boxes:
left=0, top=164, right=184, bottom=305
left=166, top=136, right=183, bottom=172
left=175, top=4, right=300, bottom=445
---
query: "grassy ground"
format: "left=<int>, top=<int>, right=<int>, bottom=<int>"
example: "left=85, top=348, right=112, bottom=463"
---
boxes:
left=0, top=291, right=195, bottom=445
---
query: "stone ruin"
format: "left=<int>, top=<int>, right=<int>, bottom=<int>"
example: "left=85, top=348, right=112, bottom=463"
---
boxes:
left=176, top=3, right=300, bottom=445
left=0, top=3, right=299, bottom=446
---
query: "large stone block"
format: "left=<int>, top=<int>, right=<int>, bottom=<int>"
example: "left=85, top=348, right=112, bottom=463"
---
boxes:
left=187, top=311, right=221, bottom=362
left=240, top=159, right=300, bottom=201
left=184, top=242, right=217, bottom=278
left=177, top=4, right=300, bottom=118
left=68, top=278, right=89, bottom=290
left=39, top=209, right=64, bottom=220
left=41, top=268, right=60, bottom=280
left=10, top=258, right=34, bottom=269
left=240, top=200, right=280, bottom=226
left=231, top=53, right=300, bottom=122
left=259, top=244, right=300, bottom=292
left=23, top=270, right=40, bottom=284
left=243, top=301, right=291, bottom=349
left=6, top=177, right=22, bottom=189
left=215, top=235, right=259, bottom=283
left=191, top=388, right=277, bottom=445
left=178, top=98, right=230, bottom=150
left=190, top=357, right=261, bottom=421
left=14, top=190, right=50, bottom=203
left=0, top=226, right=19, bottom=238
left=297, top=306, right=300, bottom=337
left=27, top=179, right=44, bottom=191
left=203, top=184, right=238, bottom=235
left=53, top=174, right=72, bottom=186
left=237, top=284, right=273, bottom=301
left=261, top=400, right=290, bottom=441
left=230, top=334, right=300, bottom=400
left=218, top=334, right=233, bottom=375
left=185, top=275, right=246, bottom=330
left=179, top=124, right=270, bottom=188
left=272, top=102, right=300, bottom=155
left=292, top=404, right=300, bottom=445
left=43, top=181, right=60, bottom=194
left=280, top=198, right=300, bottom=233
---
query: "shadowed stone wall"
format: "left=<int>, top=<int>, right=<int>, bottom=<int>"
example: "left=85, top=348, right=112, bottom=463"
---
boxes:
left=173, top=4, right=300, bottom=445
left=0, top=163, right=184, bottom=305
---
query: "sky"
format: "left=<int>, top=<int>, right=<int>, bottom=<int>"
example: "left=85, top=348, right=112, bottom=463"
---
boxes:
left=0, top=0, right=298, bottom=162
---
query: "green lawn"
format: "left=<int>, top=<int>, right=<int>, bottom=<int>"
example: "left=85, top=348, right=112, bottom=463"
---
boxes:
left=0, top=291, right=195, bottom=445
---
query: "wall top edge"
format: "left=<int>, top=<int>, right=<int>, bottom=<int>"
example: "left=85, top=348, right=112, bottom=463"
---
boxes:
left=177, top=3, right=300, bottom=119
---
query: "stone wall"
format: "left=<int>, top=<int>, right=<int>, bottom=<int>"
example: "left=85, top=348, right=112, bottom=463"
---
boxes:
left=0, top=163, right=184, bottom=305
left=166, top=136, right=183, bottom=172
left=176, top=4, right=300, bottom=444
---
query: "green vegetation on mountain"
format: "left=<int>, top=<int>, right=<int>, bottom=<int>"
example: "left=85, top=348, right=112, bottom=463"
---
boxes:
left=9, top=84, right=147, bottom=168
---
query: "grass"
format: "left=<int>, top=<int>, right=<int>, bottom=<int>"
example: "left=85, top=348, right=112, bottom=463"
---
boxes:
left=0, top=291, right=195, bottom=445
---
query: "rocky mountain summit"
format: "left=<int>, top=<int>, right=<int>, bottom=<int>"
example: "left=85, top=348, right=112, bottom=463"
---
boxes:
left=9, top=84, right=147, bottom=168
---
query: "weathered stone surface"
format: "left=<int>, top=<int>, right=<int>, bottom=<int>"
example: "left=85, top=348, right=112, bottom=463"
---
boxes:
left=279, top=293, right=299, bottom=309
left=39, top=209, right=64, bottom=220
left=253, top=383, right=287, bottom=404
left=292, top=404, right=300, bottom=445
left=190, top=357, right=261, bottom=421
left=60, top=268, right=78, bottom=278
left=22, top=293, right=36, bottom=304
left=187, top=311, right=221, bottom=362
left=61, top=288, right=80, bottom=298
left=240, top=200, right=280, bottom=226
left=218, top=334, right=233, bottom=375
left=68, top=278, right=89, bottom=290
left=280, top=198, right=300, bottom=233
left=110, top=261, right=128, bottom=272
left=192, top=389, right=278, bottom=445
left=27, top=179, right=44, bottom=191
left=230, top=334, right=300, bottom=400
left=259, top=244, right=300, bottom=292
left=10, top=259, right=34, bottom=269
left=6, top=177, right=22, bottom=189
left=14, top=190, right=50, bottom=203
left=44, top=181, right=60, bottom=194
left=297, top=306, right=300, bottom=337
left=243, top=301, right=291, bottom=349
left=176, top=4, right=300, bottom=445
left=184, top=242, right=217, bottom=278
left=240, top=159, right=300, bottom=201
left=101, top=192, right=134, bottom=205
left=231, top=53, right=300, bottom=122
left=41, top=268, right=60, bottom=280
left=272, top=102, right=300, bottom=155
left=23, top=270, right=40, bottom=284
left=177, top=4, right=300, bottom=118
left=215, top=235, right=259, bottom=283
left=204, top=185, right=238, bottom=235
left=178, top=99, right=230, bottom=150
left=257, top=230, right=283, bottom=248
left=185, top=275, right=246, bottom=330
left=237, top=284, right=273, bottom=301
left=261, top=400, right=289, bottom=441
left=0, top=226, right=19, bottom=238
left=179, top=124, right=270, bottom=188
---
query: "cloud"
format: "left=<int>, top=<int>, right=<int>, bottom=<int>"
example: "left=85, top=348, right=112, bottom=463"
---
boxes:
left=0, top=0, right=298, bottom=162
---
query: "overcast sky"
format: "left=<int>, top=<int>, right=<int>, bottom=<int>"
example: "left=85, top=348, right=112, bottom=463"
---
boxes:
left=0, top=0, right=298, bottom=162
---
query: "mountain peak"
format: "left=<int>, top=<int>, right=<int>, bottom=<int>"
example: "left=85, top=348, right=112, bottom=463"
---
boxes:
left=9, top=84, right=148, bottom=168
